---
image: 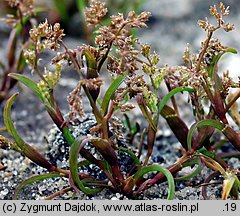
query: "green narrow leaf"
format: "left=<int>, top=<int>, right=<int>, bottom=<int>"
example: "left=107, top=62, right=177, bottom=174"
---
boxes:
left=207, top=47, right=237, bottom=79
left=78, top=160, right=92, bottom=167
left=9, top=73, right=45, bottom=103
left=197, top=148, right=217, bottom=159
left=4, top=93, right=25, bottom=148
left=16, top=16, right=29, bottom=35
left=101, top=75, right=127, bottom=115
left=69, top=138, right=102, bottom=195
left=133, top=165, right=175, bottom=200
left=187, top=120, right=225, bottom=151
left=180, top=157, right=200, bottom=168
left=118, top=147, right=141, bottom=166
left=62, top=126, right=75, bottom=145
left=137, top=94, right=157, bottom=132
left=14, top=172, right=63, bottom=199
left=4, top=93, right=57, bottom=171
left=158, top=87, right=194, bottom=114
left=175, top=164, right=203, bottom=181
left=82, top=49, right=97, bottom=76
left=231, top=175, right=240, bottom=199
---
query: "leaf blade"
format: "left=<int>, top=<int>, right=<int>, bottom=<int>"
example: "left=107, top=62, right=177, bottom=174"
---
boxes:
left=101, top=75, right=126, bottom=115
left=158, top=87, right=194, bottom=114
left=187, top=120, right=225, bottom=151
left=69, top=137, right=102, bottom=195
left=133, top=164, right=175, bottom=200
left=9, top=73, right=45, bottom=103
left=14, top=173, right=62, bottom=199
left=4, top=93, right=25, bottom=148
left=207, top=47, right=237, bottom=79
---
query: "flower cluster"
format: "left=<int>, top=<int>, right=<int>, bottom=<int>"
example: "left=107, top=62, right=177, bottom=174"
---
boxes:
left=198, top=1, right=234, bottom=32
left=165, top=65, right=206, bottom=97
left=29, top=20, right=65, bottom=51
left=67, top=81, right=85, bottom=119
left=95, top=10, right=151, bottom=48
left=143, top=89, right=158, bottom=113
left=85, top=1, right=151, bottom=76
left=203, top=38, right=227, bottom=64
left=141, top=44, right=167, bottom=89
left=166, top=34, right=232, bottom=99
left=24, top=20, right=65, bottom=70
left=2, top=0, right=35, bottom=27
left=165, top=41, right=209, bottom=97
left=106, top=36, right=140, bottom=75
left=221, top=71, right=238, bottom=98
left=85, top=0, right=108, bottom=26
left=81, top=78, right=103, bottom=91
left=37, top=61, right=62, bottom=101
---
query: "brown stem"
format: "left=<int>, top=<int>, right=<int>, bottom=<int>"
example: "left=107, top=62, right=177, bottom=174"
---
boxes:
left=138, top=128, right=146, bottom=159
left=217, top=151, right=240, bottom=159
left=225, top=89, right=240, bottom=112
left=165, top=81, right=179, bottom=116
left=60, top=41, right=83, bottom=79
left=17, top=5, right=26, bottom=44
left=196, top=153, right=229, bottom=170
left=44, top=187, right=72, bottom=200
left=143, top=120, right=157, bottom=166
left=98, top=41, right=113, bottom=72
left=135, top=57, right=151, bottom=67
left=101, top=116, right=109, bottom=140
left=82, top=84, right=103, bottom=123
left=196, top=31, right=213, bottom=73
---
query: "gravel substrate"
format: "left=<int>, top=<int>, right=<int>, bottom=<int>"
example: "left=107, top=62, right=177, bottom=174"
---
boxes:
left=1, top=111, right=239, bottom=200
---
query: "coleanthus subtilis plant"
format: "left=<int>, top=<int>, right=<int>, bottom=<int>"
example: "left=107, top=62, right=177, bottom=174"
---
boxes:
left=1, top=1, right=240, bottom=200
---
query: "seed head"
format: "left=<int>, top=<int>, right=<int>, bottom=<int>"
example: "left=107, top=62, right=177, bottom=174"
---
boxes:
left=85, top=0, right=108, bottom=26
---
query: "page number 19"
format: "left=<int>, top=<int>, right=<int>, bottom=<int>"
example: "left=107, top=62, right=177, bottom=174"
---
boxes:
left=224, top=203, right=236, bottom=212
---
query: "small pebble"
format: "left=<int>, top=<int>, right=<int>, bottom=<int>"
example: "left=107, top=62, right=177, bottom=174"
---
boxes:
left=111, top=197, right=119, bottom=200
left=0, top=163, right=5, bottom=171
